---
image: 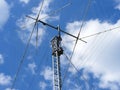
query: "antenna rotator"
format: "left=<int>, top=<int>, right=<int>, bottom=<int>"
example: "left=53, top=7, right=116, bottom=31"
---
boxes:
left=51, top=36, right=63, bottom=57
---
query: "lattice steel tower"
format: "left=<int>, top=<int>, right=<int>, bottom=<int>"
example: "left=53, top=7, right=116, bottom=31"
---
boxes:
left=51, top=26, right=63, bottom=90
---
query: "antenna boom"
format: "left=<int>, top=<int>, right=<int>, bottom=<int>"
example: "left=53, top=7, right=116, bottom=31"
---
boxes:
left=38, top=20, right=87, bottom=43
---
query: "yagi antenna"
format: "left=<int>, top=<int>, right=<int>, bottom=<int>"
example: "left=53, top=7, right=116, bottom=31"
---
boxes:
left=26, top=2, right=87, bottom=90
left=26, top=9, right=87, bottom=90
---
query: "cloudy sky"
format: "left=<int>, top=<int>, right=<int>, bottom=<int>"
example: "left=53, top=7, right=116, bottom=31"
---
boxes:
left=0, top=0, right=120, bottom=90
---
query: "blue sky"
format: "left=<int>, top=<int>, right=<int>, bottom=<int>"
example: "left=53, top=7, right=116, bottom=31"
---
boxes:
left=0, top=0, right=120, bottom=90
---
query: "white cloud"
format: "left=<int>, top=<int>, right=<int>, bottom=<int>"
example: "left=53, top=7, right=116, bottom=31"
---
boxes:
left=17, top=0, right=58, bottom=47
left=0, top=73, right=12, bottom=86
left=0, top=0, right=10, bottom=29
left=0, top=54, right=4, bottom=64
left=116, top=5, right=120, bottom=10
left=40, top=66, right=53, bottom=81
left=62, top=19, right=120, bottom=89
left=5, top=88, right=18, bottom=90
left=39, top=81, right=47, bottom=90
left=115, top=0, right=120, bottom=10
left=28, top=62, right=36, bottom=74
left=20, top=0, right=30, bottom=4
